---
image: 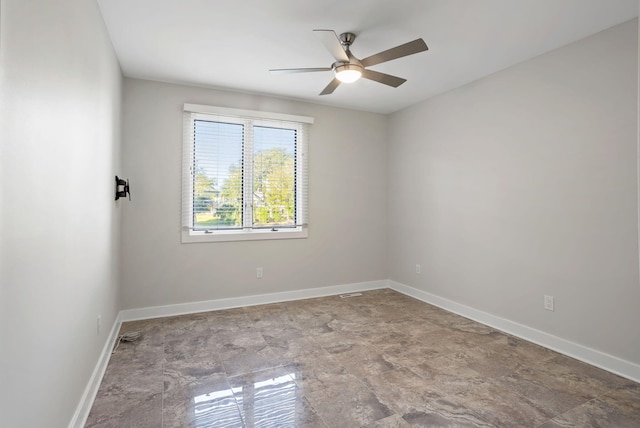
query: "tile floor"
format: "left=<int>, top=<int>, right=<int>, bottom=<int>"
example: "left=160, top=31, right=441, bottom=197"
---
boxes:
left=85, top=289, right=640, bottom=427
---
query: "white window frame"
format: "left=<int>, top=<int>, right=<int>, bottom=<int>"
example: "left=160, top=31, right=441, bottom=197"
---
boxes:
left=182, top=104, right=312, bottom=243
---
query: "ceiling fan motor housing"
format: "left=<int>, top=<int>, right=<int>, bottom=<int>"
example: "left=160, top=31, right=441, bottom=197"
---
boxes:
left=333, top=48, right=363, bottom=83
left=333, top=62, right=363, bottom=83
left=333, top=62, right=364, bottom=73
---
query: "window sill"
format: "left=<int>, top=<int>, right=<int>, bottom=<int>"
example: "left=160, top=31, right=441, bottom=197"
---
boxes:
left=181, top=227, right=308, bottom=243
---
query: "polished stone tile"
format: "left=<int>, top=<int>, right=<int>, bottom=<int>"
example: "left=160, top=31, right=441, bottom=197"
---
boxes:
left=437, top=345, right=526, bottom=379
left=380, top=338, right=451, bottom=367
left=601, top=381, right=640, bottom=414
left=363, top=367, right=446, bottom=414
left=164, top=332, right=220, bottom=363
left=450, top=377, right=555, bottom=427
left=215, top=329, right=284, bottom=376
left=482, top=335, right=559, bottom=366
left=163, top=373, right=244, bottom=428
left=96, top=361, right=163, bottom=398
left=97, top=334, right=164, bottom=398
left=110, top=322, right=165, bottom=364
left=86, top=289, right=640, bottom=427
left=203, top=308, right=257, bottom=333
left=403, top=355, right=488, bottom=397
left=216, top=329, right=270, bottom=355
left=228, top=367, right=327, bottom=427
left=539, top=397, right=640, bottom=428
left=364, top=413, right=413, bottom=428
left=163, top=311, right=211, bottom=328
left=491, top=371, right=589, bottom=419
left=305, top=378, right=394, bottom=427
left=244, top=303, right=296, bottom=330
left=164, top=357, right=225, bottom=386
left=265, top=333, right=326, bottom=364
left=260, top=323, right=307, bottom=342
left=221, top=343, right=282, bottom=377
left=399, top=397, right=495, bottom=428
left=405, top=349, right=483, bottom=380
left=364, top=328, right=419, bottom=350
left=516, top=354, right=634, bottom=402
left=288, top=309, right=337, bottom=335
left=329, top=344, right=397, bottom=379
left=287, top=355, right=353, bottom=395
left=313, top=329, right=371, bottom=349
left=85, top=392, right=163, bottom=428
left=387, top=317, right=445, bottom=337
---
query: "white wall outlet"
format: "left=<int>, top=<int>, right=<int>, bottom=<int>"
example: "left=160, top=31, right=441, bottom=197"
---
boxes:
left=256, top=267, right=263, bottom=279
left=415, top=264, right=421, bottom=274
left=97, top=315, right=102, bottom=335
left=544, top=295, right=554, bottom=311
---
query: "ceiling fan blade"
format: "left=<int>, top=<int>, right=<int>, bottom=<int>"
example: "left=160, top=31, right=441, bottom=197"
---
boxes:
left=270, top=67, right=332, bottom=74
left=313, top=29, right=349, bottom=62
left=361, top=69, right=406, bottom=88
left=360, top=38, right=428, bottom=68
left=320, top=77, right=341, bottom=95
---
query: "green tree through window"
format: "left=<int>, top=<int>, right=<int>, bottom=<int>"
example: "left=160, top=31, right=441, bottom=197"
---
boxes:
left=191, top=120, right=297, bottom=230
left=253, top=125, right=296, bottom=227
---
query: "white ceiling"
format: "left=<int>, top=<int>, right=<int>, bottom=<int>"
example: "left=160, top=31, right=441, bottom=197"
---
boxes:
left=97, top=0, right=638, bottom=114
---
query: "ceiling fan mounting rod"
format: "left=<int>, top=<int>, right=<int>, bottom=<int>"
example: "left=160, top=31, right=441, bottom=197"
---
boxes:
left=339, top=32, right=356, bottom=49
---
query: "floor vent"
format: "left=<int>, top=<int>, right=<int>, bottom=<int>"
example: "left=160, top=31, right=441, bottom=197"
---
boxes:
left=339, top=293, right=363, bottom=299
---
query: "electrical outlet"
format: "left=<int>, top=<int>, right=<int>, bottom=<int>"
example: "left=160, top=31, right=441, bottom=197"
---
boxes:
left=256, top=267, right=263, bottom=279
left=544, top=295, right=554, bottom=311
left=415, top=264, right=421, bottom=274
left=97, top=315, right=102, bottom=335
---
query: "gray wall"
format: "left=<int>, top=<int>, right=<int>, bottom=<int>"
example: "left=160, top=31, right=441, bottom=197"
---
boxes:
left=388, top=19, right=640, bottom=364
left=119, top=79, right=388, bottom=309
left=0, top=0, right=123, bottom=426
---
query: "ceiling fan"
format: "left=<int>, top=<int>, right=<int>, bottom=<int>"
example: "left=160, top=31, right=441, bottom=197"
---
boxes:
left=270, top=30, right=428, bottom=95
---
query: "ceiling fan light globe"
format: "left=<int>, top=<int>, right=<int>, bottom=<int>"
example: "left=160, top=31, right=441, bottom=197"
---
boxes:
left=334, top=64, right=363, bottom=83
left=336, top=69, right=362, bottom=83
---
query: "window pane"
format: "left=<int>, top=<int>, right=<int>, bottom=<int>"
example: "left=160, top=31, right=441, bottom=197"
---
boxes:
left=193, top=120, right=243, bottom=230
left=252, top=126, right=296, bottom=228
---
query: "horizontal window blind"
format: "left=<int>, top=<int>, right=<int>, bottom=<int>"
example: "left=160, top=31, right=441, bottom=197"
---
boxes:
left=182, top=105, right=310, bottom=235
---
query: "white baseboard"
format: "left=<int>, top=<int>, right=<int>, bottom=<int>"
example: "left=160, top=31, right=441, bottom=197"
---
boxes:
left=119, top=279, right=389, bottom=322
left=389, top=280, right=640, bottom=383
left=68, top=316, right=122, bottom=428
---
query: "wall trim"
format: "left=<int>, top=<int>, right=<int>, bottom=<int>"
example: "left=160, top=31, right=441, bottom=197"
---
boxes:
left=68, top=316, right=123, bottom=428
left=389, top=280, right=640, bottom=383
left=119, top=280, right=389, bottom=322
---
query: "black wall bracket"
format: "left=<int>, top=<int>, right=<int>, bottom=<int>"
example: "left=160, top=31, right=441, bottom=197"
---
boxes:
left=115, top=176, right=131, bottom=201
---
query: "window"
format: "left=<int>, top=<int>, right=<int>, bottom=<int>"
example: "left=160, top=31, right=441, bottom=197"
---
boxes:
left=182, top=104, right=311, bottom=242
